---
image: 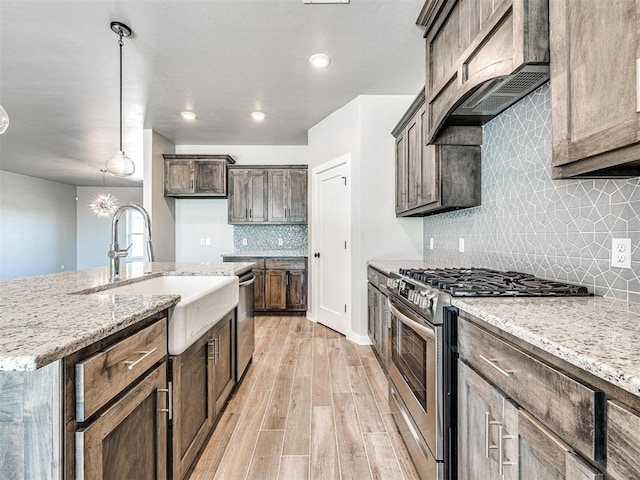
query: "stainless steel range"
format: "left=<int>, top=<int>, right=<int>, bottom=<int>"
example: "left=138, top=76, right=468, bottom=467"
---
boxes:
left=386, top=267, right=590, bottom=480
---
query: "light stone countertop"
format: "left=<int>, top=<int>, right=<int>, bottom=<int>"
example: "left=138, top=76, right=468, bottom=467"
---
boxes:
left=452, top=296, right=640, bottom=398
left=0, top=261, right=254, bottom=372
left=221, top=250, right=308, bottom=258
left=368, top=258, right=432, bottom=275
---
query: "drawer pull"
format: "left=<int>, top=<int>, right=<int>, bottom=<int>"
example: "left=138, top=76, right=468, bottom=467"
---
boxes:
left=498, top=425, right=517, bottom=475
left=479, top=354, right=513, bottom=377
left=484, top=411, right=501, bottom=458
left=123, top=348, right=158, bottom=370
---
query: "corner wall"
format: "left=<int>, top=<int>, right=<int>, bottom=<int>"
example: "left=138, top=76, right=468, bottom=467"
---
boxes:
left=0, top=171, right=77, bottom=280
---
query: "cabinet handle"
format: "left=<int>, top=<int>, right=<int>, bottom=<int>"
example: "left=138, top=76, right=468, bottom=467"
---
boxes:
left=216, top=334, right=221, bottom=363
left=245, top=208, right=248, bottom=219
left=498, top=424, right=517, bottom=476
left=158, top=381, right=173, bottom=420
left=484, top=411, right=501, bottom=458
left=286, top=273, right=289, bottom=286
left=636, top=58, right=640, bottom=113
left=249, top=208, right=252, bottom=218
left=123, top=348, right=157, bottom=370
left=479, top=354, right=513, bottom=377
left=191, top=179, right=194, bottom=190
left=284, top=207, right=287, bottom=218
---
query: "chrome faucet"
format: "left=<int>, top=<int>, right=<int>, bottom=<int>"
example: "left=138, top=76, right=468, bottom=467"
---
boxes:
left=108, top=203, right=155, bottom=282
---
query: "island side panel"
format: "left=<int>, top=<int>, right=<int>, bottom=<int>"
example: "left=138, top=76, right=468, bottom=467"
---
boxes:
left=0, top=360, right=63, bottom=480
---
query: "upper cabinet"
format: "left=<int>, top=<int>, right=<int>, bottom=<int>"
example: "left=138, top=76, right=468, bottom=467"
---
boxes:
left=228, top=165, right=307, bottom=225
left=164, top=155, right=235, bottom=198
left=418, top=0, right=550, bottom=143
left=550, top=0, right=640, bottom=178
left=393, top=91, right=482, bottom=217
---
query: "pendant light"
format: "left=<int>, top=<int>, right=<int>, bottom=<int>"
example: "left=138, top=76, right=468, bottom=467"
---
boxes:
left=89, top=170, right=119, bottom=218
left=105, top=22, right=135, bottom=177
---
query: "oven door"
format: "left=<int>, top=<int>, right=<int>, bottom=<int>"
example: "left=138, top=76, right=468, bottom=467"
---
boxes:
left=388, top=296, right=441, bottom=460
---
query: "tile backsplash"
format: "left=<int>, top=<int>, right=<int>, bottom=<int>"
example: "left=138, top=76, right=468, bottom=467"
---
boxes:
left=233, top=224, right=308, bottom=252
left=423, top=84, right=640, bottom=302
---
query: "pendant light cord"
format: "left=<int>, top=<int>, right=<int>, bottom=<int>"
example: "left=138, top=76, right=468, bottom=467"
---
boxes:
left=118, top=34, right=124, bottom=152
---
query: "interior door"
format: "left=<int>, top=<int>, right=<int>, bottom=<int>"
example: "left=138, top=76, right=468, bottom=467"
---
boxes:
left=312, top=157, right=350, bottom=336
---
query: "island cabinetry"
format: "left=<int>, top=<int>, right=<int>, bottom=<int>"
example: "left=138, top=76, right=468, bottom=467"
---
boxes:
left=606, top=401, right=640, bottom=479
left=227, top=165, right=308, bottom=225
left=392, top=91, right=482, bottom=217
left=163, top=154, right=235, bottom=197
left=550, top=0, right=640, bottom=178
left=228, top=169, right=268, bottom=224
left=169, top=310, right=235, bottom=480
left=457, top=314, right=605, bottom=478
left=64, top=312, right=169, bottom=480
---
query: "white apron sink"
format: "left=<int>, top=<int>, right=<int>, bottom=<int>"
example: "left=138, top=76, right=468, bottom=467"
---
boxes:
left=102, top=276, right=239, bottom=355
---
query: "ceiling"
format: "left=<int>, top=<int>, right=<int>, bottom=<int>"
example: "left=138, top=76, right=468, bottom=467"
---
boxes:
left=0, top=0, right=426, bottom=187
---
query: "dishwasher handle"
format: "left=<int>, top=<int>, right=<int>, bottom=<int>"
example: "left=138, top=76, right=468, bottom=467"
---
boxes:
left=239, top=277, right=255, bottom=287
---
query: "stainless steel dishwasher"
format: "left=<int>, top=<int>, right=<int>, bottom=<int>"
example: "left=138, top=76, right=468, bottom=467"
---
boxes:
left=236, top=270, right=255, bottom=381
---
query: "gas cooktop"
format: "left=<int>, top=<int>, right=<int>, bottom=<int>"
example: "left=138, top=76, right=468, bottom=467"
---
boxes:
left=397, top=267, right=590, bottom=297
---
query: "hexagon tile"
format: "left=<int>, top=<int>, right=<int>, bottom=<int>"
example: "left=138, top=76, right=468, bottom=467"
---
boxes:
left=423, top=84, right=640, bottom=302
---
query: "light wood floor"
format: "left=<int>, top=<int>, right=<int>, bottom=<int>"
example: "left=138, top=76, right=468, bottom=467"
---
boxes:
left=190, top=316, right=420, bottom=480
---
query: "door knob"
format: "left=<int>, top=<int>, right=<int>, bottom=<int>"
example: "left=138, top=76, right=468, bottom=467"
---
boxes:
left=314, top=252, right=320, bottom=258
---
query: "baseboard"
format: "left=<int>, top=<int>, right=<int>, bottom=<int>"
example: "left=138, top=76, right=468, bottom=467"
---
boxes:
left=346, top=331, right=373, bottom=345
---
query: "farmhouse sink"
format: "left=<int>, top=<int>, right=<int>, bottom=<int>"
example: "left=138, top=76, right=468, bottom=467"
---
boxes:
left=101, top=275, right=239, bottom=355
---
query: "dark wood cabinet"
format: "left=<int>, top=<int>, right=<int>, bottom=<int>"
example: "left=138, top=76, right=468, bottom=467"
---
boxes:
left=606, top=401, right=640, bottom=480
left=228, top=169, right=268, bottom=223
left=367, top=283, right=381, bottom=354
left=211, top=312, right=235, bottom=413
left=170, top=333, right=215, bottom=480
left=550, top=0, right=640, bottom=178
left=228, top=165, right=307, bottom=225
left=417, top=0, right=550, bottom=143
left=366, top=266, right=390, bottom=369
left=163, top=155, right=235, bottom=197
left=393, top=91, right=482, bottom=217
left=223, top=256, right=307, bottom=313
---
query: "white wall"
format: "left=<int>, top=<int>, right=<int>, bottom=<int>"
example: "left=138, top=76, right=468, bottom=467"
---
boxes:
left=143, top=130, right=176, bottom=261
left=307, top=95, right=423, bottom=343
left=174, top=145, right=308, bottom=262
left=76, top=187, right=143, bottom=269
left=0, top=170, right=77, bottom=280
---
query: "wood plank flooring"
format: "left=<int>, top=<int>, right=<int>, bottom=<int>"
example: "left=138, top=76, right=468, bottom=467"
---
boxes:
left=190, top=316, right=419, bottom=480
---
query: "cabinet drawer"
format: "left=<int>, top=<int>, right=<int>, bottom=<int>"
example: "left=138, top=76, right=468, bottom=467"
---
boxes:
left=607, top=401, right=640, bottom=479
left=458, top=318, right=604, bottom=463
left=265, top=258, right=306, bottom=270
left=76, top=320, right=167, bottom=421
left=223, top=256, right=265, bottom=269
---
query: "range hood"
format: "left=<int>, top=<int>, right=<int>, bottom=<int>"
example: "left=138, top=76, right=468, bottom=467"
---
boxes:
left=450, top=65, right=550, bottom=120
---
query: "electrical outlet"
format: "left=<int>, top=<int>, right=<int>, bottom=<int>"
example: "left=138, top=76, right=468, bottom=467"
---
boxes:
left=200, top=238, right=205, bottom=246
left=459, top=238, right=465, bottom=253
left=242, top=238, right=248, bottom=246
left=60, top=265, right=65, bottom=270
left=611, top=238, right=631, bottom=268
left=278, top=238, right=284, bottom=246
left=205, top=238, right=211, bottom=246
left=430, top=238, right=434, bottom=250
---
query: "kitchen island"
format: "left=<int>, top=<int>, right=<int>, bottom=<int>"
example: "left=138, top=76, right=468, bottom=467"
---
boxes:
left=0, top=261, right=254, bottom=479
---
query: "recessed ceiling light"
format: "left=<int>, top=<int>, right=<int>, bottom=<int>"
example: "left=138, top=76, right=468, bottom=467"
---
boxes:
left=180, top=111, right=197, bottom=120
left=309, top=53, right=331, bottom=68
left=251, top=111, right=266, bottom=121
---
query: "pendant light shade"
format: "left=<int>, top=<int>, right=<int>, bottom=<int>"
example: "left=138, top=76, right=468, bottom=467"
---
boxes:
left=0, top=105, right=9, bottom=135
left=106, top=22, right=135, bottom=178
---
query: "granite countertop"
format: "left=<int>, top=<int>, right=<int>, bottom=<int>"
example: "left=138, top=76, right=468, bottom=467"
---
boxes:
left=368, top=258, right=431, bottom=275
left=0, top=261, right=254, bottom=372
left=452, top=296, right=640, bottom=398
left=221, top=250, right=308, bottom=258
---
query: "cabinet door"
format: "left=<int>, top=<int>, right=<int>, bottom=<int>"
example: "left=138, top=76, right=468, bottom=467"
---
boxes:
left=265, top=270, right=287, bottom=310
left=170, top=333, right=215, bottom=480
left=287, top=169, right=307, bottom=223
left=267, top=169, right=288, bottom=222
left=247, top=170, right=268, bottom=222
left=212, top=313, right=235, bottom=414
left=550, top=0, right=640, bottom=178
left=195, top=160, right=226, bottom=195
left=420, top=107, right=438, bottom=206
left=228, top=170, right=249, bottom=223
left=606, top=401, right=640, bottom=480
left=457, top=360, right=502, bottom=480
left=367, top=284, right=380, bottom=350
left=517, top=408, right=603, bottom=480
left=406, top=111, right=422, bottom=209
left=76, top=363, right=168, bottom=480
left=253, top=269, right=266, bottom=311
left=377, top=291, right=389, bottom=367
left=395, top=133, right=408, bottom=213
left=165, top=160, right=194, bottom=195
left=286, top=270, right=307, bottom=310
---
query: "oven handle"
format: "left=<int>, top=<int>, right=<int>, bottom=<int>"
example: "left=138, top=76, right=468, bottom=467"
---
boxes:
left=388, top=298, right=435, bottom=341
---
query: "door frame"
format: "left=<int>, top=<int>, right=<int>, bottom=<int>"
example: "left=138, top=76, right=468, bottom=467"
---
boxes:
left=309, top=154, right=352, bottom=336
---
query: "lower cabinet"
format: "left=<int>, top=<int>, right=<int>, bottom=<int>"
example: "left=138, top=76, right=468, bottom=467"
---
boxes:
left=606, top=401, right=640, bottom=479
left=169, top=310, right=235, bottom=480
left=254, top=269, right=266, bottom=311
left=366, top=266, right=390, bottom=369
left=367, top=283, right=381, bottom=353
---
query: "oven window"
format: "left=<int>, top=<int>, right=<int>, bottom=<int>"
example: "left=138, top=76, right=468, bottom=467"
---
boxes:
left=391, top=316, right=428, bottom=411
